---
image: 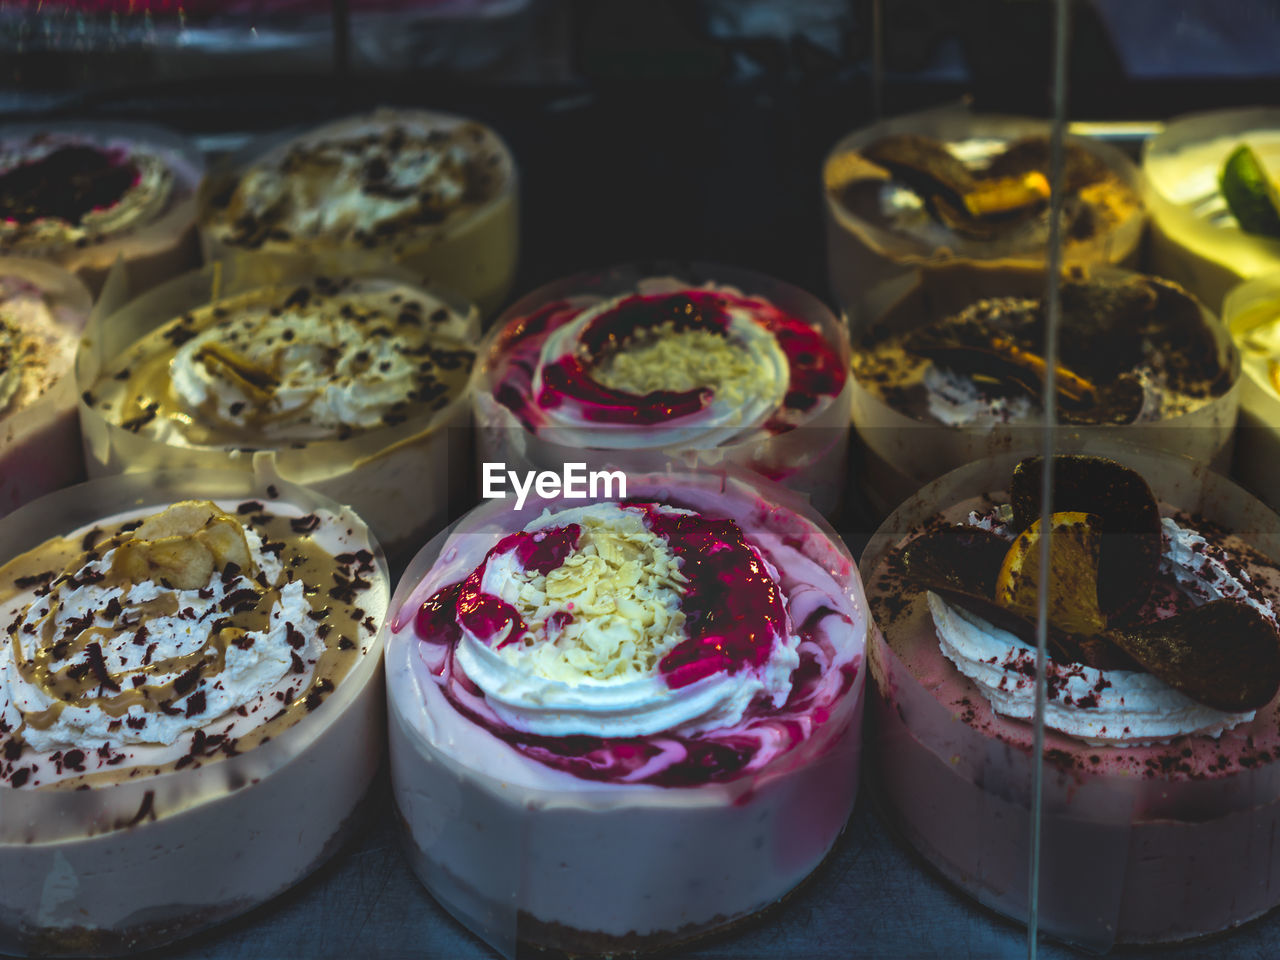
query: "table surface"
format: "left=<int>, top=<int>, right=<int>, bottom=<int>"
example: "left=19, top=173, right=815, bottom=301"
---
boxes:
left=128, top=769, right=1280, bottom=960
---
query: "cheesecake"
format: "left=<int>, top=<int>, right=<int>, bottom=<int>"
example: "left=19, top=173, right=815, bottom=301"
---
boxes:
left=80, top=267, right=479, bottom=558
left=862, top=450, right=1280, bottom=945
left=0, top=258, right=93, bottom=516
left=199, top=108, right=518, bottom=316
left=385, top=470, right=867, bottom=954
left=0, top=473, right=388, bottom=955
left=475, top=265, right=852, bottom=516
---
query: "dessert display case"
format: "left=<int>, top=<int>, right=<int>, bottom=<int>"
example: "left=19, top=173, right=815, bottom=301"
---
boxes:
left=4, top=0, right=1280, bottom=956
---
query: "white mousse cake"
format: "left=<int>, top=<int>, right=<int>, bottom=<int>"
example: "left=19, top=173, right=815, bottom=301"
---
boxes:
left=0, top=258, right=92, bottom=516
left=81, top=271, right=478, bottom=558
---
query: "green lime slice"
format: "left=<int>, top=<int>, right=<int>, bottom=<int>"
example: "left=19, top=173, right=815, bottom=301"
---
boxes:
left=1221, top=144, right=1280, bottom=239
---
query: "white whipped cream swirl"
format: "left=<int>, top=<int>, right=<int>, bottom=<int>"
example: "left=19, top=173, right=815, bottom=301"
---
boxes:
left=1, top=525, right=318, bottom=753
left=167, top=283, right=473, bottom=441
left=455, top=503, right=800, bottom=738
left=530, top=294, right=790, bottom=450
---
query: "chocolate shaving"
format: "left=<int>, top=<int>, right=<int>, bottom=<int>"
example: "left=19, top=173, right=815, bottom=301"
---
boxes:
left=899, top=525, right=1008, bottom=599
left=184, top=690, right=207, bottom=718
left=1105, top=600, right=1280, bottom=712
left=84, top=642, right=120, bottom=692
left=290, top=514, right=320, bottom=534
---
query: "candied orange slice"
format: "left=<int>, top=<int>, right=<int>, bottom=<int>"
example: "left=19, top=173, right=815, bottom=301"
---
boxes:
left=962, top=172, right=1051, bottom=218
left=995, top=511, right=1107, bottom=637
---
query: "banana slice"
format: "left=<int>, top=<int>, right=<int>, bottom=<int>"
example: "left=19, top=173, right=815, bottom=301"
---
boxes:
left=197, top=515, right=254, bottom=572
left=111, top=501, right=257, bottom=588
left=112, top=536, right=216, bottom=591
left=134, top=501, right=222, bottom=540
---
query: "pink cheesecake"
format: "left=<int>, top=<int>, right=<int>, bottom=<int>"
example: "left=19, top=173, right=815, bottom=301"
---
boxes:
left=385, top=470, right=866, bottom=954
left=474, top=264, right=853, bottom=516
left=0, top=123, right=204, bottom=295
left=862, top=448, right=1280, bottom=947
left=0, top=258, right=93, bottom=516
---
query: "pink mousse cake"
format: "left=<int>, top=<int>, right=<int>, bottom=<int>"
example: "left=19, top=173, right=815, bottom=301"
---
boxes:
left=385, top=471, right=866, bottom=955
left=473, top=265, right=852, bottom=516
left=862, top=450, right=1280, bottom=947
left=0, top=124, right=203, bottom=294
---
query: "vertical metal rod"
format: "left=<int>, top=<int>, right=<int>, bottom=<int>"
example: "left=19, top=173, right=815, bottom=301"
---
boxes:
left=1028, top=0, right=1071, bottom=957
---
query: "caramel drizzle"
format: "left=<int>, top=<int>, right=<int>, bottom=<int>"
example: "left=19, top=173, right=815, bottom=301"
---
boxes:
left=1, top=510, right=372, bottom=781
left=100, top=285, right=473, bottom=444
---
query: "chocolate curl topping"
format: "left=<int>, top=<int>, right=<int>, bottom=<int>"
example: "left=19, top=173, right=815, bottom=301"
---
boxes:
left=860, top=134, right=1051, bottom=240
left=861, top=134, right=976, bottom=208
left=899, top=525, right=1129, bottom=669
left=899, top=525, right=1007, bottom=599
left=1010, top=455, right=1161, bottom=617
left=907, top=326, right=1106, bottom=414
left=1104, top=600, right=1280, bottom=712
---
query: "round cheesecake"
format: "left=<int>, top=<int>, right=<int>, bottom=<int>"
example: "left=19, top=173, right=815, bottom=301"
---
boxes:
left=199, top=108, right=518, bottom=316
left=850, top=261, right=1238, bottom=517
left=385, top=470, right=866, bottom=955
left=861, top=448, right=1280, bottom=947
left=474, top=264, right=852, bottom=516
left=1142, top=107, right=1280, bottom=315
left=0, top=258, right=93, bottom=516
left=823, top=108, right=1144, bottom=330
left=0, top=122, right=204, bottom=294
left=78, top=265, right=479, bottom=559
left=0, top=471, right=389, bottom=956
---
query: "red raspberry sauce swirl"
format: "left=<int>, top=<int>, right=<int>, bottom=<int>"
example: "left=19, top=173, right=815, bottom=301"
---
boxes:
left=412, top=505, right=856, bottom=786
left=491, top=289, right=845, bottom=436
